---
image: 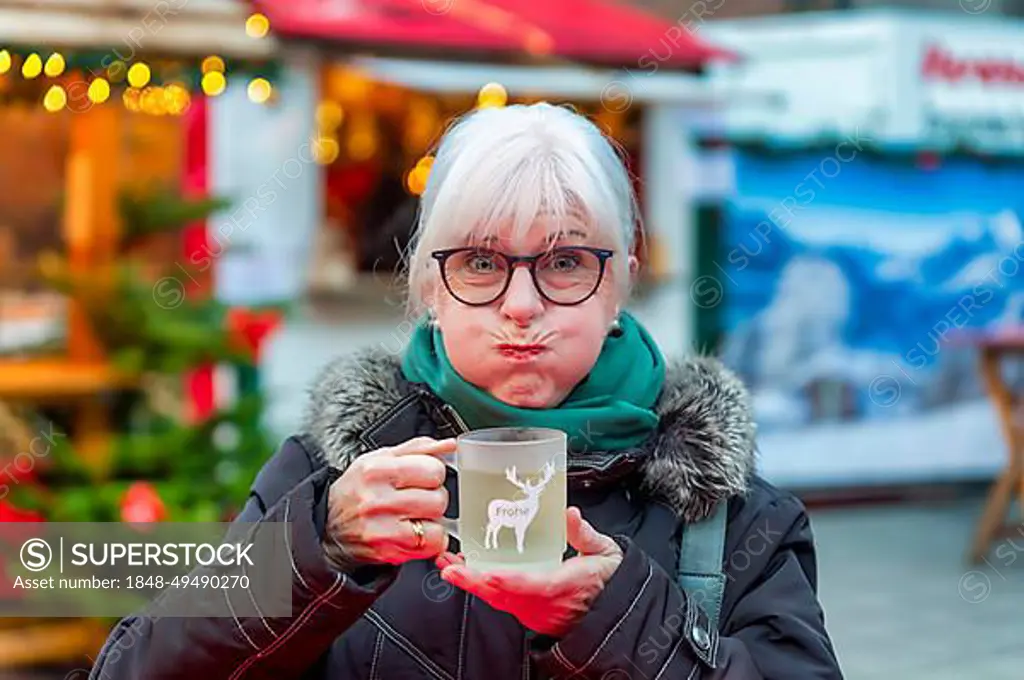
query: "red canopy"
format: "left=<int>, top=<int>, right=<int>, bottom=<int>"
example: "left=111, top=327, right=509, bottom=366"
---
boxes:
left=253, top=0, right=733, bottom=69
left=481, top=0, right=735, bottom=67
left=252, top=0, right=521, bottom=56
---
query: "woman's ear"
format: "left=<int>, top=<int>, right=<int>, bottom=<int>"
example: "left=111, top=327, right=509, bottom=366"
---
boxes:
left=628, top=255, right=640, bottom=277
left=421, top=285, right=441, bottom=313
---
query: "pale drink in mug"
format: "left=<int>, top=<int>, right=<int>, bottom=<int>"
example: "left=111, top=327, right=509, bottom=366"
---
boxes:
left=442, top=427, right=568, bottom=574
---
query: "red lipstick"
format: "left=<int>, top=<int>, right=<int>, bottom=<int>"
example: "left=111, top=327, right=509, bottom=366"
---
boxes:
left=496, top=343, right=547, bottom=359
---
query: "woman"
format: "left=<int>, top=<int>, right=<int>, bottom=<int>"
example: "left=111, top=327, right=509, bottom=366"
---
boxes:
left=92, top=103, right=843, bottom=679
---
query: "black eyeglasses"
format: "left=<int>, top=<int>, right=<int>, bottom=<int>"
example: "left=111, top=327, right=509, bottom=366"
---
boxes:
left=431, top=246, right=615, bottom=306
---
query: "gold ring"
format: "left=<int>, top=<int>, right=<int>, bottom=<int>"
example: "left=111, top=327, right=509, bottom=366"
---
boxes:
left=410, top=519, right=426, bottom=550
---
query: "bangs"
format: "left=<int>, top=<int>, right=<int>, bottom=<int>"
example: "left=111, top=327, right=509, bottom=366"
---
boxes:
left=420, top=113, right=619, bottom=252
left=443, top=152, right=603, bottom=250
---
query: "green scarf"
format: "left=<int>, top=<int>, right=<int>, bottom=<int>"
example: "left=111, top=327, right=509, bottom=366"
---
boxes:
left=400, top=311, right=665, bottom=453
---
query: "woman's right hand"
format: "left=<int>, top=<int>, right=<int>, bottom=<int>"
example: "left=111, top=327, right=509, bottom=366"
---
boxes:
left=323, top=436, right=456, bottom=567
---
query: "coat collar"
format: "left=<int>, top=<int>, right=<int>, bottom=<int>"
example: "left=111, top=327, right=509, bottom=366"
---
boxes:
left=300, top=349, right=757, bottom=522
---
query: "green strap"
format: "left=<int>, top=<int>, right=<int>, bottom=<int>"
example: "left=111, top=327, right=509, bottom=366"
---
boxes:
left=676, top=501, right=728, bottom=631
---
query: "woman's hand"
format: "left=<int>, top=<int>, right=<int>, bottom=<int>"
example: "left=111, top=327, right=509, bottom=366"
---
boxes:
left=436, top=507, right=623, bottom=637
left=324, top=436, right=455, bottom=567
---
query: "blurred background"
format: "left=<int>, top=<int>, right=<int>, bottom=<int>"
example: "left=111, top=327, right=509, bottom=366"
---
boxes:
left=0, top=0, right=1022, bottom=678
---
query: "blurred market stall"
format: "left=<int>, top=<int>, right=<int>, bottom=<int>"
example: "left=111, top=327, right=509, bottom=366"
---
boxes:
left=212, top=0, right=748, bottom=367
left=0, top=0, right=281, bottom=668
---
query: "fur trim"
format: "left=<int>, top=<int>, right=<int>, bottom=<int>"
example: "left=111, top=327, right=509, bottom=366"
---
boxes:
left=643, top=357, right=757, bottom=521
left=300, top=347, right=408, bottom=470
left=301, top=350, right=756, bottom=522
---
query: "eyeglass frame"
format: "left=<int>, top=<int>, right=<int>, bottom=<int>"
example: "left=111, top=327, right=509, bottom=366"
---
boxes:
left=430, top=245, right=615, bottom=307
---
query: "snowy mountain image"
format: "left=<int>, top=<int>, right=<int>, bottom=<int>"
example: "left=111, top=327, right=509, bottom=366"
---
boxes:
left=712, top=151, right=1024, bottom=486
left=719, top=202, right=1024, bottom=433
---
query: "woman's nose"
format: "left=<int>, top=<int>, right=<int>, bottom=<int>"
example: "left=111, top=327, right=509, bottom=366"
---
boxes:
left=499, top=266, right=543, bottom=322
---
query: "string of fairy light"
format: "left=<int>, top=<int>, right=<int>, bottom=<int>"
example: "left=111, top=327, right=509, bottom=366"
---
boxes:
left=0, top=7, right=512, bottom=177
left=0, top=11, right=276, bottom=114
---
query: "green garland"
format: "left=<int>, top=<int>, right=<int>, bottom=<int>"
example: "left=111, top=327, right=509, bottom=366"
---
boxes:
left=1, top=45, right=282, bottom=91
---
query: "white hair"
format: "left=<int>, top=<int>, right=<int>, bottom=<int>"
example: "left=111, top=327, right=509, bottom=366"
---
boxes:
left=405, top=102, right=641, bottom=315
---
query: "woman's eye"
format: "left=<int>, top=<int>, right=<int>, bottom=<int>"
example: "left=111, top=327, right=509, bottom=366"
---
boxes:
left=466, top=255, right=499, bottom=272
left=548, top=255, right=580, bottom=272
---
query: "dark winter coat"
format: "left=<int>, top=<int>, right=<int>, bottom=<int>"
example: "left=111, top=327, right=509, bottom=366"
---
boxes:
left=90, top=351, right=844, bottom=680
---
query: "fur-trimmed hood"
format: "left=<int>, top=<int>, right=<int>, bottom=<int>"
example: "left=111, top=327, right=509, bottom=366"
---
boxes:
left=301, top=349, right=757, bottom=522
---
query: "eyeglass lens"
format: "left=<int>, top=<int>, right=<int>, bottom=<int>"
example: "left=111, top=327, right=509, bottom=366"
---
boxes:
left=442, top=248, right=604, bottom=305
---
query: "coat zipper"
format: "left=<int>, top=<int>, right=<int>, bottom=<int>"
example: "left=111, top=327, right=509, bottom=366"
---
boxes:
left=440, top=402, right=470, bottom=435
left=522, top=634, right=531, bottom=680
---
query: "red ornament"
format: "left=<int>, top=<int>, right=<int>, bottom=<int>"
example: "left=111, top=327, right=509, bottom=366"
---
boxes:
left=227, top=307, right=282, bottom=362
left=120, top=482, right=167, bottom=524
left=2, top=456, right=38, bottom=486
left=0, top=500, right=43, bottom=524
left=0, top=501, right=44, bottom=561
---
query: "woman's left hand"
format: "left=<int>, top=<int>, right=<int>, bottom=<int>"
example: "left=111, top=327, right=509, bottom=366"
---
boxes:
left=436, top=507, right=623, bottom=637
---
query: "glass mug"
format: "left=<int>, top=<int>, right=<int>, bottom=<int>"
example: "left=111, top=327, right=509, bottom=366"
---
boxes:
left=437, top=427, right=568, bottom=574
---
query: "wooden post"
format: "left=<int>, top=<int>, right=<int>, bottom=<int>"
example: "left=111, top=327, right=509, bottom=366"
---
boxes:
left=63, top=102, right=121, bottom=470
left=63, top=148, right=102, bottom=363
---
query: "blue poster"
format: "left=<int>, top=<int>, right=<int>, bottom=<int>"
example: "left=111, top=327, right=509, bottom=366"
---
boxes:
left=718, top=150, right=1024, bottom=485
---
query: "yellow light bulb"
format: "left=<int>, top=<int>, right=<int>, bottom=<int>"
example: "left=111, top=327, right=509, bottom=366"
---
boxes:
left=43, top=85, right=66, bottom=112
left=44, top=53, right=65, bottom=77
left=245, top=13, right=271, bottom=39
left=202, top=56, right=225, bottom=74
left=164, top=83, right=191, bottom=115
left=141, top=86, right=167, bottom=115
left=202, top=71, right=226, bottom=96
left=87, top=78, right=111, bottom=104
left=247, top=77, right=272, bottom=104
left=347, top=130, right=377, bottom=162
left=406, top=165, right=430, bottom=196
left=22, top=53, right=42, bottom=79
left=127, top=63, right=151, bottom=88
left=123, top=88, right=142, bottom=112
left=476, top=82, right=507, bottom=109
left=0, top=50, right=10, bottom=74
left=313, top=136, right=340, bottom=165
left=316, top=101, right=344, bottom=131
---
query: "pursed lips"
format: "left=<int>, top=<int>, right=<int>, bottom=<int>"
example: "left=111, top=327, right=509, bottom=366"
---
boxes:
left=495, top=343, right=548, bottom=359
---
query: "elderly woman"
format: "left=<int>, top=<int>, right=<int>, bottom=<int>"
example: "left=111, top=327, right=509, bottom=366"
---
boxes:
left=92, top=104, right=843, bottom=679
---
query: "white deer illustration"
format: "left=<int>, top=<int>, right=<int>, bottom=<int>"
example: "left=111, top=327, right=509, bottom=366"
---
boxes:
left=484, top=462, right=556, bottom=554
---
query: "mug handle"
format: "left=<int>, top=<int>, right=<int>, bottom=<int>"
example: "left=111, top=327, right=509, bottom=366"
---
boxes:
left=436, top=456, right=460, bottom=541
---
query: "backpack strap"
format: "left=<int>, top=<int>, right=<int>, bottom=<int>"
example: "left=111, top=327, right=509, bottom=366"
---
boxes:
left=676, top=501, right=728, bottom=631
